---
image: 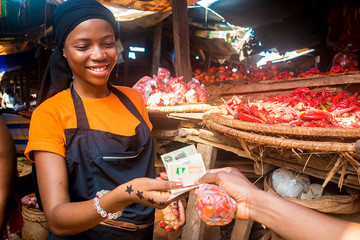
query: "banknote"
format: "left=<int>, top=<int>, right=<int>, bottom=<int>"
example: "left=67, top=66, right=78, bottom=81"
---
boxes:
left=160, top=144, right=198, bottom=173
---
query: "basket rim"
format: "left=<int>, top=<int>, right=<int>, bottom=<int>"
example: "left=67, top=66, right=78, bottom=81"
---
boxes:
left=206, top=112, right=360, bottom=139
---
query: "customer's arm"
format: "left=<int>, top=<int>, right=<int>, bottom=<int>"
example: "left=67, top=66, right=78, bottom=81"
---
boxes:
left=0, top=118, right=16, bottom=236
left=197, top=167, right=360, bottom=240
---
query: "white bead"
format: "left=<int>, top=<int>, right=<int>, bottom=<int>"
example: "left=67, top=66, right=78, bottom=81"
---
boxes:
left=93, top=189, right=122, bottom=220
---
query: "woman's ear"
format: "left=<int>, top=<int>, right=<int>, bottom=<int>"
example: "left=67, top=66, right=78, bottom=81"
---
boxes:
left=63, top=50, right=66, bottom=58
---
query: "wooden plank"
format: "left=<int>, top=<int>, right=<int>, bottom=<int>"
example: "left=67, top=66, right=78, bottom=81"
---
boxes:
left=230, top=220, right=254, bottom=240
left=152, top=22, right=163, bottom=75
left=171, top=0, right=192, bottom=83
left=186, top=135, right=251, bottom=160
left=205, top=72, right=360, bottom=97
left=181, top=144, right=217, bottom=240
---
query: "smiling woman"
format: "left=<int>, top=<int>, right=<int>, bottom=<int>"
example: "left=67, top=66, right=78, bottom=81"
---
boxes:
left=24, top=0, right=186, bottom=239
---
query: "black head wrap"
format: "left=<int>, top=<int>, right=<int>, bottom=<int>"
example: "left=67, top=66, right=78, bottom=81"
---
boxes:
left=37, top=0, right=116, bottom=104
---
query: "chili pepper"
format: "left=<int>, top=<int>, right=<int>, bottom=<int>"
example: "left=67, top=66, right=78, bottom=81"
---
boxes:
left=348, top=92, right=358, bottom=102
left=237, top=104, right=251, bottom=115
left=300, top=109, right=333, bottom=121
left=290, top=87, right=310, bottom=95
left=319, top=103, right=327, bottom=111
left=250, top=105, right=268, bottom=122
left=226, top=95, right=243, bottom=106
left=268, top=96, right=286, bottom=102
left=289, top=119, right=302, bottom=126
left=224, top=104, right=238, bottom=118
left=321, top=90, right=332, bottom=99
left=336, top=99, right=350, bottom=109
left=266, top=115, right=275, bottom=124
left=331, top=93, right=343, bottom=106
left=332, top=105, right=357, bottom=117
left=309, top=90, right=320, bottom=98
left=238, top=113, right=266, bottom=123
left=315, top=120, right=326, bottom=128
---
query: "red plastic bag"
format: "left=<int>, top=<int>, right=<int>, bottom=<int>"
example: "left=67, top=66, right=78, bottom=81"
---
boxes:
left=195, top=184, right=237, bottom=226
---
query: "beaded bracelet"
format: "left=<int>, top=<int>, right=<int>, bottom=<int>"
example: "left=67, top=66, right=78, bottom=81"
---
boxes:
left=93, top=190, right=123, bottom=220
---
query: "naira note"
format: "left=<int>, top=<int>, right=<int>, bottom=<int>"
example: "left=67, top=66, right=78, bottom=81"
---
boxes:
left=160, top=144, right=198, bottom=173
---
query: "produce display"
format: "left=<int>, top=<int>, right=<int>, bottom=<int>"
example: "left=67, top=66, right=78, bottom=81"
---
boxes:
left=195, top=184, right=237, bottom=226
left=218, top=88, right=360, bottom=128
left=193, top=61, right=358, bottom=83
left=21, top=194, right=39, bottom=209
left=133, top=67, right=207, bottom=107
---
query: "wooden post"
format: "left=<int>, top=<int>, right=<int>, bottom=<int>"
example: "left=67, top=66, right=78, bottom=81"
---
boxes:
left=181, top=144, right=218, bottom=240
left=152, top=22, right=163, bottom=75
left=171, top=0, right=192, bottom=82
left=230, top=220, right=254, bottom=240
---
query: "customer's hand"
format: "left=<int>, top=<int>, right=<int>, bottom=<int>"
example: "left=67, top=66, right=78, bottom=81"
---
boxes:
left=195, top=167, right=259, bottom=221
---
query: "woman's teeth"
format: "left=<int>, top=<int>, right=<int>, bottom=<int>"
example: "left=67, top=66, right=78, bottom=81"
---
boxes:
left=89, top=67, right=106, bottom=72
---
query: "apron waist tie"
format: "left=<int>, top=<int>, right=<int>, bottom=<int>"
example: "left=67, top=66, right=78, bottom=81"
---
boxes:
left=100, top=219, right=154, bottom=231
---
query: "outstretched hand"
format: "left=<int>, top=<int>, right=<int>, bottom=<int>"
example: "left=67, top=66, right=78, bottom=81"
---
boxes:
left=124, top=177, right=184, bottom=209
left=195, top=167, right=260, bottom=221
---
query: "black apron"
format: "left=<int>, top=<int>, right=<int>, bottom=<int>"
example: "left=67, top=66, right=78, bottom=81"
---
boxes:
left=38, top=84, right=155, bottom=240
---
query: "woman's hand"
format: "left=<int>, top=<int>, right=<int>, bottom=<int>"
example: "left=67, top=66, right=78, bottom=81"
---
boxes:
left=195, top=167, right=260, bottom=221
left=159, top=200, right=185, bottom=231
left=121, top=177, right=184, bottom=209
left=157, top=171, right=186, bottom=231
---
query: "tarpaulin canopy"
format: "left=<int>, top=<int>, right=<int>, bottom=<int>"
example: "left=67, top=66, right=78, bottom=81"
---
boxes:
left=47, top=0, right=199, bottom=12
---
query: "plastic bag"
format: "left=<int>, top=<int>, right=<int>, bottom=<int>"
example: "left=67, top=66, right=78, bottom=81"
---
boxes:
left=272, top=168, right=310, bottom=198
left=195, top=184, right=237, bottom=226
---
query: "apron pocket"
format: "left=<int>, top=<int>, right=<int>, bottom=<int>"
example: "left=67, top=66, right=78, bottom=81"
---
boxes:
left=102, top=146, right=144, bottom=161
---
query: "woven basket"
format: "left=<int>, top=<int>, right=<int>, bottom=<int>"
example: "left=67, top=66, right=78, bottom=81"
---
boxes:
left=264, top=171, right=360, bottom=214
left=205, top=112, right=360, bottom=140
left=202, top=114, right=356, bottom=152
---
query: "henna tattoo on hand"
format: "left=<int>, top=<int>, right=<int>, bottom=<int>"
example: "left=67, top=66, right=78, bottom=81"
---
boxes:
left=125, top=185, right=134, bottom=195
left=147, top=198, right=155, bottom=205
left=136, top=190, right=144, bottom=200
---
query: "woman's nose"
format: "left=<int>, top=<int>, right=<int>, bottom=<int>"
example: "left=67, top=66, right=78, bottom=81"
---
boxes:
left=90, top=46, right=106, bottom=60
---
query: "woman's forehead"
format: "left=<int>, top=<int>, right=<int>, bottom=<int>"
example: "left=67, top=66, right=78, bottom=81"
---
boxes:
left=67, top=19, right=115, bottom=40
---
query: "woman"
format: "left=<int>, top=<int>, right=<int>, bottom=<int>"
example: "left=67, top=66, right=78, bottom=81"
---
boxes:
left=25, top=0, right=184, bottom=239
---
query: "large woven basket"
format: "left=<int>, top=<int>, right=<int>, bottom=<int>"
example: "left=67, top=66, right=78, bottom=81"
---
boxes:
left=205, top=112, right=360, bottom=141
left=202, top=113, right=357, bottom=153
left=264, top=171, right=360, bottom=214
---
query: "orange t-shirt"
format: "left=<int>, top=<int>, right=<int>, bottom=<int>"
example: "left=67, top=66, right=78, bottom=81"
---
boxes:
left=25, top=86, right=152, bottom=162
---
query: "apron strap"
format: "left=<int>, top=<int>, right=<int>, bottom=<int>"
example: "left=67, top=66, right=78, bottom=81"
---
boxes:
left=70, top=83, right=146, bottom=129
left=108, top=85, right=147, bottom=125
left=70, top=82, right=90, bottom=129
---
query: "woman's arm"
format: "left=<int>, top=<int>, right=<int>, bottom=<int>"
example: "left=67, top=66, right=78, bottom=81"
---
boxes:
left=34, top=151, right=180, bottom=237
left=0, top=118, right=16, bottom=236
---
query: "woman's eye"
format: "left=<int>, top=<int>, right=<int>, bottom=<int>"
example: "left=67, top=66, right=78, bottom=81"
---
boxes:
left=75, top=45, right=89, bottom=50
left=104, top=42, right=115, bottom=48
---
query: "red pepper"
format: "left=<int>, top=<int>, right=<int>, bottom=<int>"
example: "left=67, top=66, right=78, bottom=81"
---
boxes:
left=268, top=96, right=286, bottom=102
left=289, top=119, right=302, bottom=126
left=250, top=105, right=268, bottom=122
left=224, top=104, right=238, bottom=118
left=300, top=109, right=333, bottom=121
left=315, top=120, right=326, bottom=128
left=336, top=99, right=350, bottom=109
left=290, top=87, right=310, bottom=95
left=237, top=104, right=251, bottom=115
left=331, top=93, right=343, bottom=106
left=238, top=113, right=266, bottom=123
left=332, top=105, right=357, bottom=117
left=348, top=92, right=358, bottom=102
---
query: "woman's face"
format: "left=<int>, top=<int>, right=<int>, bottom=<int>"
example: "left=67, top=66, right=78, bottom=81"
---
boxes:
left=63, top=18, right=118, bottom=89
